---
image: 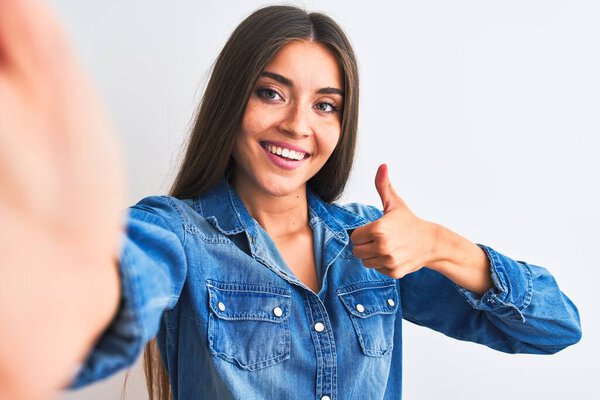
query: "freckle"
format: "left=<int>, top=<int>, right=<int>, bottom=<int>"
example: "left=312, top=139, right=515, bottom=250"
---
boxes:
left=296, top=195, right=299, bottom=199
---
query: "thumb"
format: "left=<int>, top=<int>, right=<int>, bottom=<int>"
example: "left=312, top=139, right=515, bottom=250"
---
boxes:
left=375, top=164, right=406, bottom=213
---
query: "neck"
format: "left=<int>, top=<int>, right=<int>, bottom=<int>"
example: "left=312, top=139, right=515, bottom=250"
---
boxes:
left=231, top=176, right=309, bottom=238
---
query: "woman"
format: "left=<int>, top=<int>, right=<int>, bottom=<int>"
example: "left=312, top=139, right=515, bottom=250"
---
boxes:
left=0, top=3, right=581, bottom=400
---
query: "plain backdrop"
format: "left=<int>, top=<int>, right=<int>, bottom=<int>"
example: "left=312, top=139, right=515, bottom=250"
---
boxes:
left=51, top=1, right=599, bottom=399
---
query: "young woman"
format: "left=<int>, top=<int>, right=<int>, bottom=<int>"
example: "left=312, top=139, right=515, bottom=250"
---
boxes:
left=0, top=3, right=582, bottom=400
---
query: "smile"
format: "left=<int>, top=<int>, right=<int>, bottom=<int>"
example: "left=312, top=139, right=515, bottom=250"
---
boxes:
left=259, top=141, right=311, bottom=170
left=259, top=141, right=310, bottom=161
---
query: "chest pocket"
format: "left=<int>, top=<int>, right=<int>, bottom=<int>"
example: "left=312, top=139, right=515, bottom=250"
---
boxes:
left=206, top=280, right=291, bottom=371
left=337, top=280, right=400, bottom=357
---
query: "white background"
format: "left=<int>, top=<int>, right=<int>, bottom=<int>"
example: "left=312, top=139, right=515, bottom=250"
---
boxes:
left=52, top=1, right=599, bottom=399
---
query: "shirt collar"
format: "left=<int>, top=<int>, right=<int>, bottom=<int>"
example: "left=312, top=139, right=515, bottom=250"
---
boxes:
left=195, top=177, right=371, bottom=245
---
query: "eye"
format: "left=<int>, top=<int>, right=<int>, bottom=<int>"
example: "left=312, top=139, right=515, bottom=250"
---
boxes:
left=256, top=87, right=282, bottom=101
left=315, top=101, right=338, bottom=114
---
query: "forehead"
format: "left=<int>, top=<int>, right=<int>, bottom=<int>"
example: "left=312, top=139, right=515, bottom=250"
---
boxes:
left=262, top=40, right=343, bottom=89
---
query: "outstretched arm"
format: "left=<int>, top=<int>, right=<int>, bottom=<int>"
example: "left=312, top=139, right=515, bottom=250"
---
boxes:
left=0, top=0, right=125, bottom=398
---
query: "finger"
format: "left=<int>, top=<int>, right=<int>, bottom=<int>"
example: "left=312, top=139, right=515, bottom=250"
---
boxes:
left=352, top=242, right=380, bottom=259
left=374, top=266, right=405, bottom=279
left=0, top=0, right=71, bottom=79
left=375, top=163, right=407, bottom=214
left=361, top=256, right=388, bottom=269
left=349, top=225, right=374, bottom=246
left=350, top=220, right=387, bottom=245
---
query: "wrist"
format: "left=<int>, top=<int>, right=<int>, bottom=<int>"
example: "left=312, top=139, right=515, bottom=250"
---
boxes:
left=427, top=222, right=454, bottom=273
left=427, top=223, right=493, bottom=295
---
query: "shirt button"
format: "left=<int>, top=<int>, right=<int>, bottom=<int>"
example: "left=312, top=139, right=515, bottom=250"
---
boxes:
left=387, top=299, right=395, bottom=307
left=355, top=304, right=365, bottom=313
left=217, top=302, right=226, bottom=312
left=314, top=322, right=325, bottom=332
left=321, top=396, right=331, bottom=400
left=273, top=306, right=283, bottom=317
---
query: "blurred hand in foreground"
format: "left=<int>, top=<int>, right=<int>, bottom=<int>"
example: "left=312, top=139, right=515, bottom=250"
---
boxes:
left=0, top=0, right=126, bottom=397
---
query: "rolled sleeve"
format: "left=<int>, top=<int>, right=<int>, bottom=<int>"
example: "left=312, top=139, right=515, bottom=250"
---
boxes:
left=454, top=243, right=533, bottom=322
left=68, top=196, right=188, bottom=389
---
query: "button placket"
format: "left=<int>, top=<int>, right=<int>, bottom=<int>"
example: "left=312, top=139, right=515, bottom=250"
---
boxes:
left=305, top=294, right=337, bottom=400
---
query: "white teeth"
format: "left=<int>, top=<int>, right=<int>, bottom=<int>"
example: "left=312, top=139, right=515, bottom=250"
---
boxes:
left=264, top=143, right=306, bottom=161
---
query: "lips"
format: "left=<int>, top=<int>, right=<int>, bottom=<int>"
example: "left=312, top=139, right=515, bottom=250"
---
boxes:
left=259, top=141, right=311, bottom=158
left=259, top=141, right=310, bottom=170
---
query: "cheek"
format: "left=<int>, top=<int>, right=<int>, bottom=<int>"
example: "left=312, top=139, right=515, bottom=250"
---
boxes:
left=320, top=127, right=341, bottom=157
left=241, top=100, right=273, bottom=136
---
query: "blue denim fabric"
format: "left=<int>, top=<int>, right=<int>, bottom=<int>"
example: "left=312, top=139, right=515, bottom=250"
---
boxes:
left=68, top=178, right=582, bottom=399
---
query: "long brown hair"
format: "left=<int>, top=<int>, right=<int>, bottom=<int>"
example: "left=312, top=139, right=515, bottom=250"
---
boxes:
left=141, top=5, right=360, bottom=400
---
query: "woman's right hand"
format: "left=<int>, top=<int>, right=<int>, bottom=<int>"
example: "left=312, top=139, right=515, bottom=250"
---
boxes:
left=0, top=0, right=126, bottom=397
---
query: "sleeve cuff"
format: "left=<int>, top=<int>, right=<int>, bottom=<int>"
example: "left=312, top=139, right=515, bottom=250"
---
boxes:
left=67, top=232, right=158, bottom=389
left=454, top=243, right=533, bottom=323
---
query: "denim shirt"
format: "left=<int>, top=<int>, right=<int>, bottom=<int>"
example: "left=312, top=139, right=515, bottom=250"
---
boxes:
left=68, top=178, right=581, bottom=399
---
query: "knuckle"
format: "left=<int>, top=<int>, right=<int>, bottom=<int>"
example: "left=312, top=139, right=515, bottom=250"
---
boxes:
left=376, top=240, right=388, bottom=253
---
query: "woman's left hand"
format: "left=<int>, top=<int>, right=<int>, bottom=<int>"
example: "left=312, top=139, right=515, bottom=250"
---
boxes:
left=351, top=164, right=440, bottom=279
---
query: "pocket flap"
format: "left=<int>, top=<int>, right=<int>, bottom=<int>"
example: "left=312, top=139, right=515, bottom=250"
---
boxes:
left=207, top=280, right=291, bottom=322
left=337, top=280, right=399, bottom=318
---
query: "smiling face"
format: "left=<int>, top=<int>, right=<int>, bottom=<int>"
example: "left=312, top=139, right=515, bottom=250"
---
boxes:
left=231, top=40, right=344, bottom=198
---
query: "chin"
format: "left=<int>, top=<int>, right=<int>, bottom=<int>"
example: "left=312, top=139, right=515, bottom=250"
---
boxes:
left=259, top=175, right=305, bottom=197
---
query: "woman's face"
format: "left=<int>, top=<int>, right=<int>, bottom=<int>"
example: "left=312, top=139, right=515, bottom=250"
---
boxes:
left=232, top=40, right=344, bottom=198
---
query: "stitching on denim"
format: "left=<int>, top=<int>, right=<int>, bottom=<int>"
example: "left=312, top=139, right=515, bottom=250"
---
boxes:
left=204, top=215, right=245, bottom=235
left=337, top=286, right=398, bottom=318
left=206, top=283, right=292, bottom=322
left=336, top=280, right=397, bottom=297
left=489, top=246, right=508, bottom=295
left=309, top=202, right=347, bottom=244
left=208, top=287, right=292, bottom=297
left=164, top=197, right=189, bottom=247
left=321, top=218, right=344, bottom=243
left=196, top=232, right=233, bottom=245
left=227, top=183, right=247, bottom=230
left=252, top=251, right=303, bottom=286
left=305, top=295, right=324, bottom=396
left=211, top=344, right=290, bottom=371
left=337, top=282, right=396, bottom=295
left=339, top=248, right=356, bottom=259
left=324, top=305, right=337, bottom=399
left=313, top=295, right=336, bottom=398
left=207, top=312, right=290, bottom=370
left=206, top=280, right=291, bottom=296
left=346, top=301, right=393, bottom=356
left=184, top=224, right=200, bottom=234
left=491, top=295, right=527, bottom=323
left=518, top=262, right=534, bottom=312
left=192, top=196, right=203, bottom=215
left=329, top=202, right=371, bottom=227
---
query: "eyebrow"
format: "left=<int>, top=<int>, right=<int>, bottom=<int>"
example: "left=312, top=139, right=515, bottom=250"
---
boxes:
left=260, top=71, right=344, bottom=97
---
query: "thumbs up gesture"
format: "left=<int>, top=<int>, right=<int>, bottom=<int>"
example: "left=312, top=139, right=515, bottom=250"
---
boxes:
left=350, top=164, right=439, bottom=279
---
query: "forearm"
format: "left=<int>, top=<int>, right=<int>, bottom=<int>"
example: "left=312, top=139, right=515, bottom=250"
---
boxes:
left=427, top=223, right=493, bottom=296
left=0, top=218, right=121, bottom=399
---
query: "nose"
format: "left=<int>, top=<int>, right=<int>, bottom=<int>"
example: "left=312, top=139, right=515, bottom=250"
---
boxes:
left=279, top=101, right=312, bottom=138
